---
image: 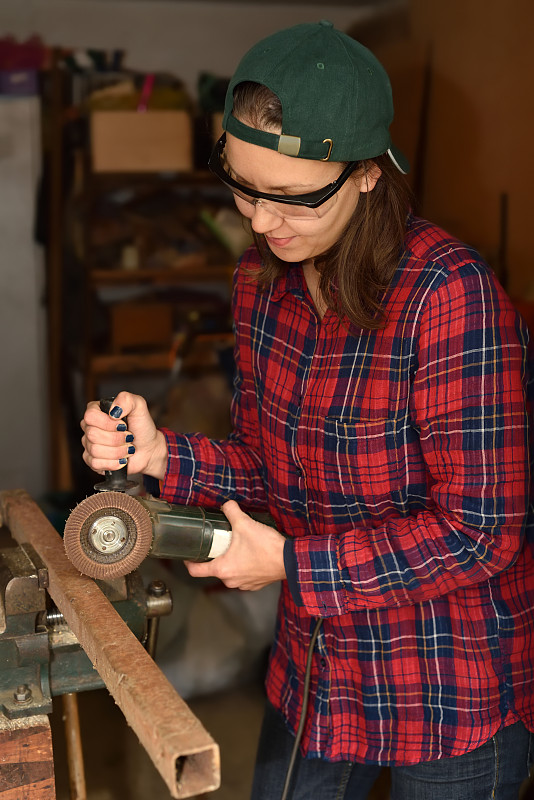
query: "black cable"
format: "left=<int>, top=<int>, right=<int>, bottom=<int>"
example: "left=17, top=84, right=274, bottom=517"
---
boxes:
left=280, top=616, right=324, bottom=800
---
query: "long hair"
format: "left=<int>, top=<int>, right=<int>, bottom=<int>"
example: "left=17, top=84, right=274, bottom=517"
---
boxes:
left=231, top=82, right=413, bottom=330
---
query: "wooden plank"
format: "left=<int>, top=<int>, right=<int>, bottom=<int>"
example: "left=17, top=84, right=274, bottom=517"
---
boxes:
left=0, top=490, right=220, bottom=799
left=0, top=715, right=55, bottom=799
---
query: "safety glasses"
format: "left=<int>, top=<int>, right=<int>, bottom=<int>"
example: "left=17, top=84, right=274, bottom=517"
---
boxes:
left=208, top=133, right=361, bottom=220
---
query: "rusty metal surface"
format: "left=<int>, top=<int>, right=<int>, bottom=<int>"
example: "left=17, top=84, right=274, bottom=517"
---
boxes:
left=0, top=490, right=220, bottom=798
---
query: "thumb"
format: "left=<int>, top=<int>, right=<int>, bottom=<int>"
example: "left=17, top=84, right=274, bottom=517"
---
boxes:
left=220, top=499, right=243, bottom=526
left=104, top=392, right=138, bottom=419
left=106, top=391, right=147, bottom=422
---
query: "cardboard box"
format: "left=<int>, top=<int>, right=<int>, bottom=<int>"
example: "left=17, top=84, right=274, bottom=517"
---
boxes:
left=91, top=110, right=193, bottom=173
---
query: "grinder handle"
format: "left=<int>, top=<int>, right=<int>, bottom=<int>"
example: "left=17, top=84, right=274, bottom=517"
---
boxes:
left=94, top=398, right=138, bottom=493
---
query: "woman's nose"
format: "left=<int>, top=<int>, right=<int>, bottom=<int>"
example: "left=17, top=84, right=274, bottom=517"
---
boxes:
left=250, top=201, right=284, bottom=234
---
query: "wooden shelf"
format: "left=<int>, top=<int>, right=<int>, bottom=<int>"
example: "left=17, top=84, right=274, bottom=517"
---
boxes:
left=77, top=158, right=235, bottom=404
left=90, top=351, right=177, bottom=374
left=89, top=260, right=233, bottom=287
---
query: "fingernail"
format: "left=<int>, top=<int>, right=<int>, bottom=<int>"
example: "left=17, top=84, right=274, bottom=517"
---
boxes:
left=119, top=457, right=127, bottom=465
left=116, top=423, right=127, bottom=432
left=125, top=434, right=134, bottom=443
left=127, top=445, right=135, bottom=455
left=110, top=406, right=123, bottom=419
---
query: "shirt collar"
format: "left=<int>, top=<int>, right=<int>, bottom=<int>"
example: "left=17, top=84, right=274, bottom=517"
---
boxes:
left=270, top=262, right=306, bottom=302
left=270, top=262, right=340, bottom=327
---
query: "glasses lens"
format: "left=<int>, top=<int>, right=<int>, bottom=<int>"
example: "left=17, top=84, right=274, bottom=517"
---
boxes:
left=232, top=192, right=337, bottom=220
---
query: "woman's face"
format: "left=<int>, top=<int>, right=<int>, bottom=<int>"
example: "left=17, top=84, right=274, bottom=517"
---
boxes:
left=224, top=133, right=376, bottom=265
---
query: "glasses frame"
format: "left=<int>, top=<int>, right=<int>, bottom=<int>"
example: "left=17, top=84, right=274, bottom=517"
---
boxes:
left=208, top=133, right=361, bottom=210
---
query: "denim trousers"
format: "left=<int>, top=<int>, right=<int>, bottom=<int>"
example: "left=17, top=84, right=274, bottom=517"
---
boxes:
left=250, top=702, right=534, bottom=800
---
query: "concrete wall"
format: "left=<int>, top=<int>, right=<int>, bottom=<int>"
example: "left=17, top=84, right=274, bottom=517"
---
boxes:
left=0, top=97, right=48, bottom=497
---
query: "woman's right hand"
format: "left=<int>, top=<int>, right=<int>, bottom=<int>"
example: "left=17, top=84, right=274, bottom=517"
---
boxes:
left=81, top=391, right=168, bottom=481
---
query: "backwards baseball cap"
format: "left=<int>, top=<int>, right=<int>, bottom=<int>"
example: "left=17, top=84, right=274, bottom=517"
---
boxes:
left=222, top=20, right=409, bottom=173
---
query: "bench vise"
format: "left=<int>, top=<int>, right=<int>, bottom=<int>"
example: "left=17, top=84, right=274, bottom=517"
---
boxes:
left=0, top=523, right=171, bottom=720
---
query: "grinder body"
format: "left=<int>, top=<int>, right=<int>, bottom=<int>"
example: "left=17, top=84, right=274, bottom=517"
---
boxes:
left=140, top=496, right=233, bottom=561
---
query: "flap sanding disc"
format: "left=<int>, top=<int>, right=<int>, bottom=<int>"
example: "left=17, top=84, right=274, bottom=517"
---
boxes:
left=64, top=492, right=153, bottom=579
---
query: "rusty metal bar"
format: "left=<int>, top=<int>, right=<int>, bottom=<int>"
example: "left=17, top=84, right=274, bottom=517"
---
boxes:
left=0, top=490, right=220, bottom=798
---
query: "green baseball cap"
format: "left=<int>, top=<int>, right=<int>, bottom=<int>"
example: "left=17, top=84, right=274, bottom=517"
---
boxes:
left=223, top=20, right=409, bottom=173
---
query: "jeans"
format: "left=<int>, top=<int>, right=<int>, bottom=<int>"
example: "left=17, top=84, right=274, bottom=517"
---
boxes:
left=250, top=702, right=534, bottom=800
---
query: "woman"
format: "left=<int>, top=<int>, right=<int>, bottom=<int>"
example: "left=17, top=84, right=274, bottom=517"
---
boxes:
left=81, top=21, right=534, bottom=800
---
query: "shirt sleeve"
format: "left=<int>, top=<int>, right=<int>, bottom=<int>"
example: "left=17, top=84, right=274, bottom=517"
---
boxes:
left=289, top=262, right=533, bottom=616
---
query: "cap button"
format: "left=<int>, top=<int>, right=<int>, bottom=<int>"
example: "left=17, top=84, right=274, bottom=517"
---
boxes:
left=319, top=20, right=333, bottom=27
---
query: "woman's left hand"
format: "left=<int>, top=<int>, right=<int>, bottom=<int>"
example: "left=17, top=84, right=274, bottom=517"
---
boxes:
left=185, top=500, right=287, bottom=591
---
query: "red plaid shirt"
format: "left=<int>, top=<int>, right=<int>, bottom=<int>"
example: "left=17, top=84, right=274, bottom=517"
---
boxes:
left=160, top=215, right=534, bottom=765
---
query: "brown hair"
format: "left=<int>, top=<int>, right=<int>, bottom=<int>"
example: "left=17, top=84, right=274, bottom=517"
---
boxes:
left=231, top=82, right=412, bottom=330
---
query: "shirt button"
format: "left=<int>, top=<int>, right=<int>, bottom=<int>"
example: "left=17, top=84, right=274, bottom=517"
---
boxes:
left=320, top=658, right=327, bottom=670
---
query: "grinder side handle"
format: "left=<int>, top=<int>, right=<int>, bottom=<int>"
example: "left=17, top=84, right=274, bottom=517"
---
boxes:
left=94, top=398, right=138, bottom=493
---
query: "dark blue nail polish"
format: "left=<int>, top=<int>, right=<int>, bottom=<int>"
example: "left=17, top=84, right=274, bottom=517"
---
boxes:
left=116, top=423, right=127, bottom=432
left=127, top=446, right=135, bottom=455
left=118, top=457, right=127, bottom=465
left=110, top=406, right=123, bottom=419
left=126, top=434, right=134, bottom=443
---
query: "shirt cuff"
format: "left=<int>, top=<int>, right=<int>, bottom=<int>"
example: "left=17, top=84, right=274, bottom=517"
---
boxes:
left=143, top=475, right=161, bottom=497
left=158, top=428, right=196, bottom=503
left=283, top=539, right=304, bottom=607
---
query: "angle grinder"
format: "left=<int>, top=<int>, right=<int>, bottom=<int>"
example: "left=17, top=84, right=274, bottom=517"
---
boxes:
left=63, top=399, right=266, bottom=580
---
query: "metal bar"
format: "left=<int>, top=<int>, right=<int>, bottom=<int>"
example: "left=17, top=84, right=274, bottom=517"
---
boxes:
left=0, top=490, right=220, bottom=798
left=62, top=693, right=87, bottom=800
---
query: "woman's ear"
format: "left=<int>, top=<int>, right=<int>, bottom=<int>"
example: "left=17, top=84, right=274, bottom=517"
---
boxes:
left=359, top=163, right=382, bottom=193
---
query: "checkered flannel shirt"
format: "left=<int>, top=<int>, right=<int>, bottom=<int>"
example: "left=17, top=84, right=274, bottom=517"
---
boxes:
left=159, top=215, right=534, bottom=765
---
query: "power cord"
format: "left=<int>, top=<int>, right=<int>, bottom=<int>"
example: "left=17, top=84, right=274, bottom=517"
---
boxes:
left=280, top=616, right=324, bottom=800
